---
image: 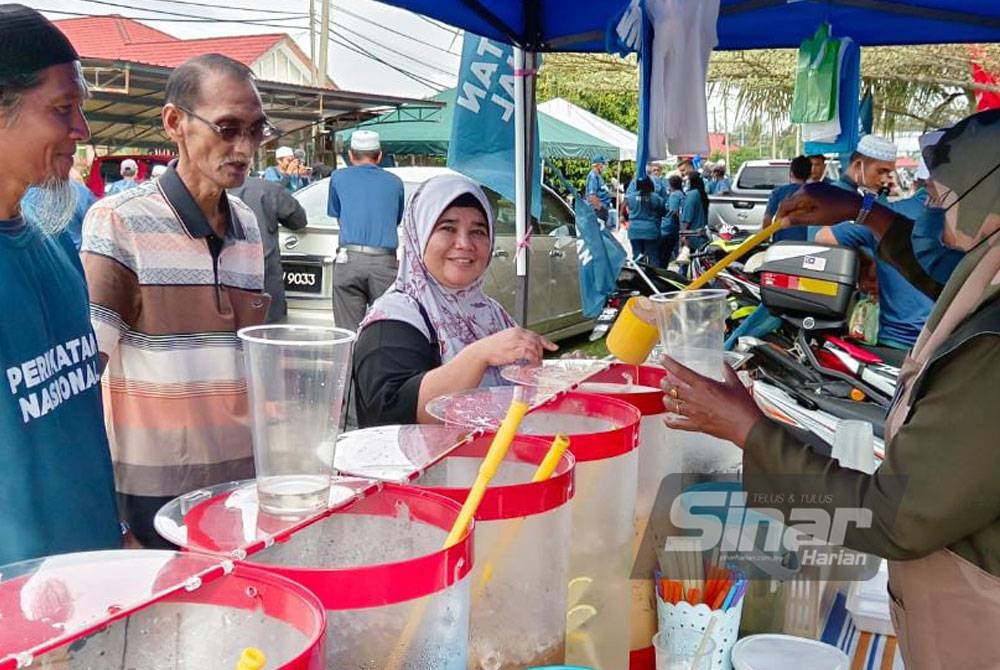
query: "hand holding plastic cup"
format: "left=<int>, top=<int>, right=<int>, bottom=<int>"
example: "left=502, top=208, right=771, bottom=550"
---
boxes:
left=650, top=290, right=728, bottom=381
left=653, top=629, right=716, bottom=670
left=238, top=325, right=355, bottom=515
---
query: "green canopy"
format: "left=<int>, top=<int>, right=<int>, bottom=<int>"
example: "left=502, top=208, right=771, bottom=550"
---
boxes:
left=337, top=88, right=619, bottom=160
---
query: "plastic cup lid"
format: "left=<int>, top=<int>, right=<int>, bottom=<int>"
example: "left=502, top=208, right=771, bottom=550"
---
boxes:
left=0, top=550, right=227, bottom=667
left=500, top=359, right=611, bottom=390
left=731, top=634, right=849, bottom=670
left=334, top=424, right=474, bottom=482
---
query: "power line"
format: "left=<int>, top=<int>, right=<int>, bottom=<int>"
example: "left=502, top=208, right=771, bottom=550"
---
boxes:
left=53, top=0, right=308, bottom=27
left=331, top=5, right=460, bottom=59
left=328, top=18, right=457, bottom=79
left=109, top=0, right=309, bottom=17
left=328, top=31, right=443, bottom=92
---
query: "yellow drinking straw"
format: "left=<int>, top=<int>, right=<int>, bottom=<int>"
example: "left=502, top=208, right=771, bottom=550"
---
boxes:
left=235, top=647, right=265, bottom=670
left=606, top=219, right=786, bottom=364
left=473, top=434, right=571, bottom=593
left=388, top=387, right=532, bottom=669
left=442, top=388, right=531, bottom=547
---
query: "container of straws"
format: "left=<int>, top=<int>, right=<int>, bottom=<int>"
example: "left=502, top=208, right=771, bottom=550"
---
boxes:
left=656, top=542, right=746, bottom=670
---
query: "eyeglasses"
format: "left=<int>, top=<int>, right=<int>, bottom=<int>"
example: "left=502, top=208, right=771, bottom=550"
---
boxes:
left=177, top=106, right=278, bottom=143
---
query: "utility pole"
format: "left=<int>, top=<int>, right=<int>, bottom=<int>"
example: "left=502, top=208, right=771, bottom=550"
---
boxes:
left=770, top=116, right=777, bottom=157
left=722, top=90, right=731, bottom=169
left=318, top=0, right=331, bottom=88
left=309, top=0, right=318, bottom=85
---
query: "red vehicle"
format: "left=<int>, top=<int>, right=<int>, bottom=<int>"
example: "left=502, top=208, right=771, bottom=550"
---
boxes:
left=86, top=154, right=174, bottom=197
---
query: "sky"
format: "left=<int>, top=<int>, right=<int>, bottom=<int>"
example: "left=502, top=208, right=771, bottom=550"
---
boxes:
left=34, top=0, right=463, bottom=99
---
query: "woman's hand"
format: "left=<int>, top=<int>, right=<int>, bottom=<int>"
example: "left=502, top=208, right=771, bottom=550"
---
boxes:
left=470, top=327, right=558, bottom=367
left=659, top=355, right=765, bottom=448
left=777, top=182, right=863, bottom=227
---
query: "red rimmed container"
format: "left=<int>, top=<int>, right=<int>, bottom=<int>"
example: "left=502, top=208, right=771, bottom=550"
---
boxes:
left=515, top=391, right=642, bottom=670
left=0, top=550, right=325, bottom=670
left=578, top=363, right=671, bottom=670
left=403, top=433, right=575, bottom=670
left=160, top=483, right=474, bottom=669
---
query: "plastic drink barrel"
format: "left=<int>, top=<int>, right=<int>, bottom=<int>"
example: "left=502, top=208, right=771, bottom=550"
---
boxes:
left=238, top=325, right=354, bottom=515
left=577, top=363, right=670, bottom=670
left=516, top=392, right=642, bottom=670
left=225, top=484, right=471, bottom=669
left=0, top=550, right=326, bottom=669
left=408, top=433, right=576, bottom=670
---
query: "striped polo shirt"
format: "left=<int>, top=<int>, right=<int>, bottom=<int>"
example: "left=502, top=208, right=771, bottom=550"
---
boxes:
left=81, top=166, right=270, bottom=498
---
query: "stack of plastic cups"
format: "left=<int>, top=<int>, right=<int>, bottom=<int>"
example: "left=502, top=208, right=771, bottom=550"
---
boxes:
left=515, top=392, right=642, bottom=670
left=578, top=363, right=671, bottom=670
left=407, top=433, right=576, bottom=670
left=650, top=290, right=742, bottom=474
left=0, top=550, right=327, bottom=669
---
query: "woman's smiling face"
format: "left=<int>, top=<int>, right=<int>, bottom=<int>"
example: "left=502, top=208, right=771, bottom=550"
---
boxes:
left=422, top=204, right=491, bottom=289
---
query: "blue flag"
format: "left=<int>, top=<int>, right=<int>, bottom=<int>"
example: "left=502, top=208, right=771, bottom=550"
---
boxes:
left=573, top=191, right=627, bottom=318
left=448, top=33, right=541, bottom=217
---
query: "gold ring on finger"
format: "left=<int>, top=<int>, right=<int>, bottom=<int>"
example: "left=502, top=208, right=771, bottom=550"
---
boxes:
left=669, top=387, right=679, bottom=399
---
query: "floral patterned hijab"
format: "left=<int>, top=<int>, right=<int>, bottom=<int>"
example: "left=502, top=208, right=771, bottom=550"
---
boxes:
left=359, top=173, right=515, bottom=385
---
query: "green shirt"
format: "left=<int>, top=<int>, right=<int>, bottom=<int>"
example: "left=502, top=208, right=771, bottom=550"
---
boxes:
left=744, top=334, right=1000, bottom=576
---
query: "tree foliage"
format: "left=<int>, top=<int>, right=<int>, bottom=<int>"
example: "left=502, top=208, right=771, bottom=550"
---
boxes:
left=536, top=45, right=1000, bottom=136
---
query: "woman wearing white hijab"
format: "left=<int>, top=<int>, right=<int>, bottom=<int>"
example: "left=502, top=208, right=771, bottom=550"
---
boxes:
left=657, top=109, right=1000, bottom=668
left=353, top=174, right=556, bottom=427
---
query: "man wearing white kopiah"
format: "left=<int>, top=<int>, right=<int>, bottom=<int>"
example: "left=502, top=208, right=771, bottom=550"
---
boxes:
left=0, top=4, right=121, bottom=564
left=327, top=129, right=404, bottom=333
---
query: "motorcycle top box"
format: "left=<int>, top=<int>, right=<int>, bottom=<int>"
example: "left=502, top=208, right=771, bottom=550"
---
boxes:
left=759, top=241, right=858, bottom=321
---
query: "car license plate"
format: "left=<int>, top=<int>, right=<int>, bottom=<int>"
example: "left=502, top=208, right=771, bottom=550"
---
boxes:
left=282, top=261, right=323, bottom=295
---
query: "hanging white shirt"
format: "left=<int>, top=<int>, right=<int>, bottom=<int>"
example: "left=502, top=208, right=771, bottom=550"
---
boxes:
left=646, top=0, right=721, bottom=158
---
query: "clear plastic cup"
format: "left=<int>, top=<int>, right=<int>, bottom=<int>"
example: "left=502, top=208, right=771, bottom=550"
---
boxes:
left=238, top=325, right=355, bottom=515
left=651, top=290, right=729, bottom=381
left=653, top=629, right=717, bottom=670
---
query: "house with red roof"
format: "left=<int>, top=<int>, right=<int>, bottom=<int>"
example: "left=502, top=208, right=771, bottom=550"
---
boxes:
left=54, top=15, right=336, bottom=88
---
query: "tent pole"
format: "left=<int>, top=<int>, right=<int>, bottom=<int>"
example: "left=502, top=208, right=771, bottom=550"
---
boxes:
left=513, top=47, right=536, bottom=327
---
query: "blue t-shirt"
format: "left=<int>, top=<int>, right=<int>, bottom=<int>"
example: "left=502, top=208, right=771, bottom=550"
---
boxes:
left=681, top=189, right=707, bottom=232
left=663, top=190, right=683, bottom=236
left=586, top=169, right=612, bottom=208
left=707, top=176, right=732, bottom=194
left=327, top=164, right=404, bottom=249
left=766, top=182, right=808, bottom=242
left=831, top=196, right=934, bottom=348
left=105, top=178, right=139, bottom=196
left=625, top=191, right=665, bottom=240
left=0, top=219, right=120, bottom=564
left=264, top=166, right=305, bottom=193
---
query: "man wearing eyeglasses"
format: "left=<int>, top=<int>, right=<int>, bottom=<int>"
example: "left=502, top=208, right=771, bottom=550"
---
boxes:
left=81, top=53, right=272, bottom=547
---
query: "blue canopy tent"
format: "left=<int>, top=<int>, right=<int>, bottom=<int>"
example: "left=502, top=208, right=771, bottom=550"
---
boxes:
left=372, top=0, right=1000, bottom=324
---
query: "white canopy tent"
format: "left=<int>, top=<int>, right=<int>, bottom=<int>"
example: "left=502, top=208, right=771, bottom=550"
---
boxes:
left=538, top=97, right=638, bottom=162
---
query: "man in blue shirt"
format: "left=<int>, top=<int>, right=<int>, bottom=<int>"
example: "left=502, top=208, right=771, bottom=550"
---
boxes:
left=264, top=146, right=307, bottom=193
left=0, top=4, right=121, bottom=564
left=585, top=154, right=613, bottom=225
left=763, top=155, right=810, bottom=242
left=707, top=164, right=732, bottom=194
left=816, top=135, right=932, bottom=349
left=327, top=130, right=404, bottom=333
left=105, top=158, right=139, bottom=195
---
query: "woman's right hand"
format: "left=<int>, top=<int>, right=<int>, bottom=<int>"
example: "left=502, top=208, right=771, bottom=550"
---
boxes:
left=777, top=182, right=863, bottom=227
left=470, top=327, right=558, bottom=367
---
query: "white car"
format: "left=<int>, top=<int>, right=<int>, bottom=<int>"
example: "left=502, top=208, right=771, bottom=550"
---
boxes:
left=280, top=166, right=592, bottom=340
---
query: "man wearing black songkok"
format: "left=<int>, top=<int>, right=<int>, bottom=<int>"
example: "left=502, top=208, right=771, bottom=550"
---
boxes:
left=0, top=5, right=122, bottom=564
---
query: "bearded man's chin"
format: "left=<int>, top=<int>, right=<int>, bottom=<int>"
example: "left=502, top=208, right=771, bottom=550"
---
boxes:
left=22, top=177, right=77, bottom=235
